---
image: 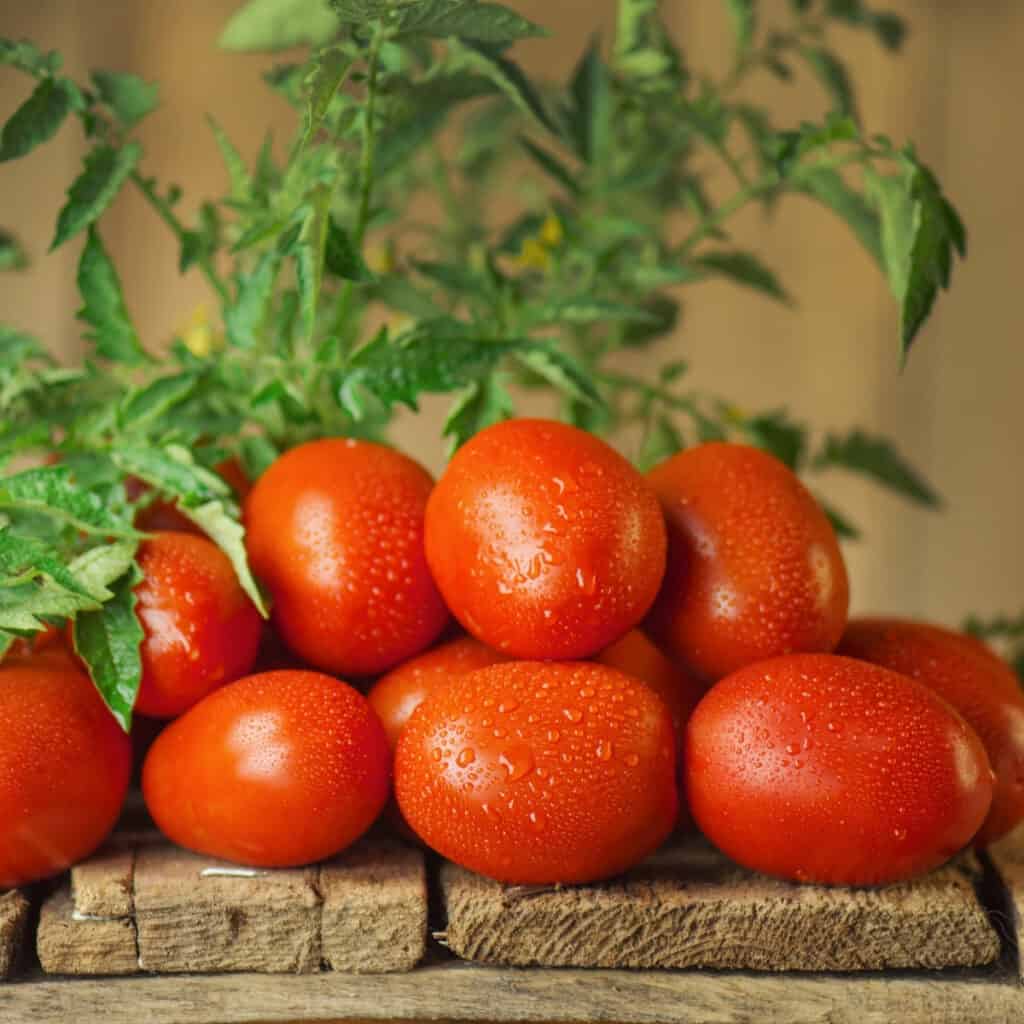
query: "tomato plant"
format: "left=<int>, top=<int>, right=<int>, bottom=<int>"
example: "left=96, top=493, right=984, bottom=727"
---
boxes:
left=142, top=670, right=390, bottom=867
left=685, top=653, right=993, bottom=885
left=839, top=618, right=1024, bottom=846
left=646, top=443, right=850, bottom=682
left=0, top=661, right=131, bottom=887
left=395, top=660, right=677, bottom=884
left=425, top=419, right=667, bottom=660
left=245, top=439, right=450, bottom=677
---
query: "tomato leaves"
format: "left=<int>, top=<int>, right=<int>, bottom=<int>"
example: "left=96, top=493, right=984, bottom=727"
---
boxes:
left=220, top=0, right=340, bottom=53
left=0, top=77, right=80, bottom=163
left=52, top=143, right=141, bottom=250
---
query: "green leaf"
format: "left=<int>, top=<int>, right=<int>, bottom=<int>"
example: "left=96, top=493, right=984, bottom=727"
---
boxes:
left=52, top=142, right=141, bottom=250
left=220, top=0, right=340, bottom=52
left=0, top=530, right=98, bottom=604
left=817, top=497, right=862, bottom=541
left=0, top=39, right=62, bottom=77
left=693, top=250, right=791, bottom=303
left=112, top=444, right=231, bottom=508
left=67, top=541, right=140, bottom=602
left=442, top=375, right=514, bottom=452
left=239, top=435, right=280, bottom=481
left=514, top=345, right=603, bottom=409
left=801, top=48, right=858, bottom=122
left=329, top=0, right=391, bottom=17
left=225, top=248, right=284, bottom=348
left=0, top=229, right=28, bottom=271
left=524, top=298, right=660, bottom=328
left=0, top=77, right=79, bottom=163
left=207, top=116, right=250, bottom=201
left=520, top=137, right=580, bottom=196
left=458, top=42, right=560, bottom=136
left=118, top=373, right=199, bottom=432
left=725, top=0, right=756, bottom=56
left=638, top=414, right=683, bottom=471
left=569, top=38, right=611, bottom=167
left=76, top=227, right=148, bottom=365
left=814, top=430, right=940, bottom=506
left=742, top=410, right=807, bottom=469
left=90, top=70, right=159, bottom=129
left=72, top=565, right=144, bottom=731
left=300, top=47, right=353, bottom=150
left=773, top=112, right=858, bottom=175
left=793, top=166, right=882, bottom=267
left=824, top=1, right=906, bottom=51
left=181, top=501, right=268, bottom=616
left=390, top=1, right=546, bottom=44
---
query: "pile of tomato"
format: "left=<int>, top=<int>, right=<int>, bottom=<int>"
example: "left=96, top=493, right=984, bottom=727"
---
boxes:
left=2, top=419, right=1022, bottom=891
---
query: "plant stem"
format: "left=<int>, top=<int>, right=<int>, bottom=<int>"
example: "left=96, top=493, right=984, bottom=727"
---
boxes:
left=130, top=172, right=230, bottom=303
left=677, top=173, right=778, bottom=256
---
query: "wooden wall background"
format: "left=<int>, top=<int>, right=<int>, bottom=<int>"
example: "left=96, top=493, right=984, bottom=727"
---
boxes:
left=1, top=0, right=1022, bottom=628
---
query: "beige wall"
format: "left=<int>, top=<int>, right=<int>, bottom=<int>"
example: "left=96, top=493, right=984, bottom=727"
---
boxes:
left=1, top=1, right=1022, bottom=628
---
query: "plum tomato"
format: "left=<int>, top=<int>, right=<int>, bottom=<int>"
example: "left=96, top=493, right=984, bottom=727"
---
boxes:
left=395, top=661, right=678, bottom=884
left=133, top=531, right=264, bottom=719
left=244, top=439, right=450, bottom=677
left=646, top=442, right=849, bottom=682
left=368, top=636, right=508, bottom=751
left=685, top=653, right=994, bottom=885
left=142, top=670, right=391, bottom=867
left=424, top=419, right=667, bottom=660
left=0, top=662, right=131, bottom=887
left=839, top=618, right=1024, bottom=846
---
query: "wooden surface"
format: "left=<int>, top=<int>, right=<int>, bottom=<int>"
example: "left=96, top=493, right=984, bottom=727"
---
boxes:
left=0, top=892, right=28, bottom=981
left=442, top=840, right=1000, bottom=971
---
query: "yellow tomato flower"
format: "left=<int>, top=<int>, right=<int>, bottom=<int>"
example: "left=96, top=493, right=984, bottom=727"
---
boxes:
left=179, top=306, right=223, bottom=358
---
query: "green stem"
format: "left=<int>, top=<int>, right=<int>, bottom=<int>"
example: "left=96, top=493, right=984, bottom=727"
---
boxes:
left=130, top=172, right=229, bottom=303
left=677, top=173, right=778, bottom=256
left=595, top=370, right=697, bottom=413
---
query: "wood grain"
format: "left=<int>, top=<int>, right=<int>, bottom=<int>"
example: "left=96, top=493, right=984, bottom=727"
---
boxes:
left=70, top=841, right=135, bottom=919
left=0, top=892, right=29, bottom=981
left=36, top=887, right=138, bottom=977
left=443, top=841, right=1001, bottom=971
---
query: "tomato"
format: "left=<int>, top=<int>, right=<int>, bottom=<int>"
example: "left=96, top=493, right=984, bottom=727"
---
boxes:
left=0, top=662, right=132, bottom=887
left=395, top=661, right=678, bottom=884
left=425, top=419, right=667, bottom=660
left=646, top=443, right=849, bottom=682
left=134, top=458, right=251, bottom=534
left=133, top=532, right=264, bottom=719
left=839, top=618, right=1024, bottom=846
left=685, top=653, right=993, bottom=885
left=368, top=636, right=508, bottom=751
left=142, top=670, right=390, bottom=867
left=244, top=439, right=450, bottom=677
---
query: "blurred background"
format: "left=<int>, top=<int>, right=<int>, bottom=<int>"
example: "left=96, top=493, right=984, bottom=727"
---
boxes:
left=1, top=0, right=1021, bottom=628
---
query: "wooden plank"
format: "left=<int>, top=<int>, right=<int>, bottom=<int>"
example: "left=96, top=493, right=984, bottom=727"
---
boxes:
left=70, top=842, right=135, bottom=919
left=36, top=888, right=138, bottom=977
left=442, top=841, right=1000, bottom=971
left=0, top=892, right=29, bottom=982
left=0, top=962, right=1021, bottom=1024
left=983, top=822, right=1024, bottom=981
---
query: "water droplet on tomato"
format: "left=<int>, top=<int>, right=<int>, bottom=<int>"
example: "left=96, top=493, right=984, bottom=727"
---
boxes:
left=499, top=748, right=534, bottom=782
left=563, top=708, right=583, bottom=723
left=456, top=748, right=476, bottom=768
left=431, top=747, right=442, bottom=762
left=596, top=741, right=613, bottom=761
left=579, top=687, right=595, bottom=699
left=528, top=811, right=545, bottom=832
left=546, top=729, right=560, bottom=743
left=624, top=753, right=640, bottom=768
left=893, top=827, right=907, bottom=841
left=498, top=699, right=519, bottom=714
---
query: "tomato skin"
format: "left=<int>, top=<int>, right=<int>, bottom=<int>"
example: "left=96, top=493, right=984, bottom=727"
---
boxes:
left=646, top=443, right=849, bottom=682
left=685, top=654, right=993, bottom=885
left=142, top=670, right=391, bottom=867
left=133, top=532, right=264, bottom=719
left=0, top=663, right=131, bottom=887
left=395, top=661, right=678, bottom=884
left=839, top=618, right=1024, bottom=847
left=425, top=419, right=667, bottom=660
left=368, top=636, right=508, bottom=751
left=244, top=439, right=450, bottom=677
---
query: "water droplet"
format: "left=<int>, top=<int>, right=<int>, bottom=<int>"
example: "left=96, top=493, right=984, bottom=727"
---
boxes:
left=543, top=608, right=553, bottom=620
left=498, top=699, right=519, bottom=714
left=481, top=718, right=492, bottom=728
left=431, top=747, right=442, bottom=762
left=624, top=753, right=640, bottom=768
left=624, top=707, right=640, bottom=719
left=528, top=811, right=545, bottom=832
left=546, top=729, right=561, bottom=743
left=499, top=749, right=534, bottom=782
left=893, top=827, right=907, bottom=841
left=785, top=743, right=800, bottom=755
left=492, top=727, right=506, bottom=738
left=596, top=741, right=613, bottom=761
left=563, top=708, right=583, bottom=723
left=456, top=748, right=476, bottom=768
left=497, top=581, right=513, bottom=596
left=579, top=687, right=595, bottom=699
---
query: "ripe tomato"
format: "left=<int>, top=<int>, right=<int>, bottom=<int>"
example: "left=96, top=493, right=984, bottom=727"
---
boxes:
left=368, top=636, right=508, bottom=750
left=134, top=458, right=251, bottom=534
left=685, top=654, right=993, bottom=885
left=133, top=531, right=264, bottom=719
left=425, top=419, right=667, bottom=660
left=395, top=661, right=678, bottom=884
left=646, top=443, right=849, bottom=682
left=0, top=662, right=131, bottom=887
left=245, top=439, right=449, bottom=677
left=143, top=670, right=391, bottom=867
left=839, top=618, right=1024, bottom=846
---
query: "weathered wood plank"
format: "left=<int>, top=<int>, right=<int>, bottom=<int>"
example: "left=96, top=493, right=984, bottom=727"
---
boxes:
left=443, top=841, right=1001, bottom=971
left=319, top=841, right=427, bottom=974
left=0, top=892, right=29, bottom=981
left=0, top=962, right=1022, bottom=1024
left=71, top=842, right=135, bottom=919
left=36, top=888, right=137, bottom=977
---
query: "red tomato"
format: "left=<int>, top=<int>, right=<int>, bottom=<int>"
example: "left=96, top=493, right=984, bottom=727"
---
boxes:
left=839, top=618, right=1024, bottom=847
left=244, top=439, right=449, bottom=677
left=0, top=663, right=132, bottom=887
left=142, top=670, right=391, bottom=867
left=646, top=443, right=849, bottom=682
left=133, top=532, right=264, bottom=719
left=134, top=458, right=251, bottom=534
left=395, top=661, right=678, bottom=884
left=368, top=636, right=508, bottom=751
left=425, top=419, right=667, bottom=660
left=685, top=654, right=993, bottom=885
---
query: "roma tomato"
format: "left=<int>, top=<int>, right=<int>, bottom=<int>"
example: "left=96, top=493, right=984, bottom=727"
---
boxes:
left=839, top=618, right=1024, bottom=846
left=245, top=439, right=449, bottom=677
left=368, top=636, right=507, bottom=750
left=685, top=654, right=993, bottom=885
left=425, top=419, right=667, bottom=660
left=646, top=443, right=849, bottom=682
left=0, top=663, right=131, bottom=887
left=395, top=661, right=678, bottom=884
left=134, top=532, right=264, bottom=719
left=143, top=670, right=391, bottom=867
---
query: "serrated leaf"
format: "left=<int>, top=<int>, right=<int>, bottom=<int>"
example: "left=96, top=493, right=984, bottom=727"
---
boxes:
left=569, top=38, right=611, bottom=167
left=514, top=346, right=603, bottom=408
left=329, top=0, right=391, bottom=17
left=390, top=1, right=545, bottom=44
left=814, top=430, right=939, bottom=506
left=0, top=577, right=97, bottom=633
left=725, top=0, right=756, bottom=56
left=742, top=411, right=807, bottom=469
left=72, top=565, right=144, bottom=731
left=693, top=250, right=791, bottom=302
left=52, top=142, right=141, bottom=250
left=0, top=529, right=97, bottom=602
left=459, top=42, right=560, bottom=136
left=0, top=77, right=79, bottom=163
left=794, top=166, right=882, bottom=267
left=442, top=375, right=515, bottom=453
left=801, top=47, right=858, bottom=122
left=113, top=444, right=231, bottom=508
left=0, top=229, right=28, bottom=271
left=239, top=436, right=280, bottom=481
left=225, top=249, right=283, bottom=348
left=118, top=373, right=199, bottom=432
left=67, top=541, right=140, bottom=602
left=520, top=137, right=580, bottom=196
left=294, top=186, right=333, bottom=341
left=90, top=70, right=159, bottom=129
left=300, top=47, right=353, bottom=150
left=638, top=414, right=683, bottom=471
left=207, top=116, right=250, bottom=201
left=76, top=227, right=149, bottom=365
left=0, top=39, right=61, bottom=77
left=220, top=0, right=340, bottom=52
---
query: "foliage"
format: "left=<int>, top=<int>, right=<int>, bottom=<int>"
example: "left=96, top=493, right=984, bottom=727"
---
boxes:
left=0, top=0, right=961, bottom=724
left=965, top=614, right=1024, bottom=684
